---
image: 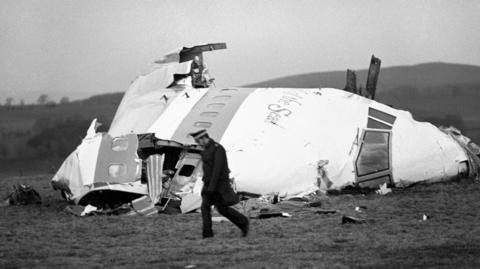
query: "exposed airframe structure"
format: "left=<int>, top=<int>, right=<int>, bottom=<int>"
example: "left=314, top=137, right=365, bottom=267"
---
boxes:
left=52, top=43, right=480, bottom=208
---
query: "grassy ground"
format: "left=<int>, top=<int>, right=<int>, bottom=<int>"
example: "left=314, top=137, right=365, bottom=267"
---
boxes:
left=1, top=175, right=480, bottom=269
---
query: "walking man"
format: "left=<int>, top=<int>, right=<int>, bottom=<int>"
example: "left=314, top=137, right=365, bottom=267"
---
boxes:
left=189, top=129, right=249, bottom=238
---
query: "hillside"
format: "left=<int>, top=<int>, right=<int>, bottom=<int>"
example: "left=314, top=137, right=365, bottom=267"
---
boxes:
left=246, top=62, right=480, bottom=91
left=0, top=93, right=123, bottom=176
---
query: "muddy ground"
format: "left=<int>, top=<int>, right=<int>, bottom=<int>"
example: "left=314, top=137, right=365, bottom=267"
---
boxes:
left=1, top=175, right=480, bottom=269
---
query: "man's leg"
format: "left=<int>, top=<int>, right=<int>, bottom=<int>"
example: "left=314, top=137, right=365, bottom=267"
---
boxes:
left=201, top=195, right=214, bottom=238
left=213, top=197, right=249, bottom=236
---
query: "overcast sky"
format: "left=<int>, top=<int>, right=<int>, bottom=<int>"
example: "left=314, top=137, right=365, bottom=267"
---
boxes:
left=1, top=0, right=480, bottom=103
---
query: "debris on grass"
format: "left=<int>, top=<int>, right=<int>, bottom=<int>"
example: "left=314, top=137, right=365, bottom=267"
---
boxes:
left=315, top=209, right=337, bottom=214
left=128, top=196, right=158, bottom=216
left=376, top=183, right=392, bottom=195
left=305, top=200, right=322, bottom=208
left=81, top=204, right=98, bottom=216
left=341, top=215, right=366, bottom=224
left=212, top=216, right=228, bottom=222
left=2, top=184, right=41, bottom=206
left=421, top=214, right=431, bottom=221
left=256, top=212, right=292, bottom=219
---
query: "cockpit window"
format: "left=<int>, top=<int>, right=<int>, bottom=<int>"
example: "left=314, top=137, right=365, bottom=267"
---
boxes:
left=367, top=118, right=391, bottom=130
left=368, top=108, right=396, bottom=125
left=355, top=131, right=390, bottom=177
left=367, top=107, right=396, bottom=130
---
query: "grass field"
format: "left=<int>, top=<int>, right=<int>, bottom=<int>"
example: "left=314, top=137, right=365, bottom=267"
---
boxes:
left=1, top=175, right=480, bottom=268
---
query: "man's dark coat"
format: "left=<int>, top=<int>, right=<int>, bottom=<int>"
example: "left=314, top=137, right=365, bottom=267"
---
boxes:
left=201, top=139, right=238, bottom=205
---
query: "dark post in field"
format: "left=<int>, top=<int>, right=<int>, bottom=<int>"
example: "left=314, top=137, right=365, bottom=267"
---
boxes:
left=344, top=69, right=357, bottom=93
left=365, top=55, right=381, bottom=100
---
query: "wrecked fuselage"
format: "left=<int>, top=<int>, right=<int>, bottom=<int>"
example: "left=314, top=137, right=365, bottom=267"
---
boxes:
left=51, top=44, right=480, bottom=208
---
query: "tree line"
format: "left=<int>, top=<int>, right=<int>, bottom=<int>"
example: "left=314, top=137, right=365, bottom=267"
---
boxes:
left=0, top=94, right=70, bottom=110
left=0, top=117, right=108, bottom=160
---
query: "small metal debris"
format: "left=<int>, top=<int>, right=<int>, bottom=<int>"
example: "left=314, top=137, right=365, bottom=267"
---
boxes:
left=315, top=209, right=336, bottom=214
left=421, top=214, right=431, bottom=221
left=305, top=200, right=322, bottom=208
left=256, top=212, right=292, bottom=219
left=341, top=215, right=366, bottom=224
left=376, top=183, right=392, bottom=195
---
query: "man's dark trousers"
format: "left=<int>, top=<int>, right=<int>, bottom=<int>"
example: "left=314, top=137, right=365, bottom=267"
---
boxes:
left=201, top=192, right=248, bottom=238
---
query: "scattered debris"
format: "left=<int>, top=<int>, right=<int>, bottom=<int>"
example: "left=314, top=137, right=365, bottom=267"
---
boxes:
left=128, top=196, right=158, bottom=216
left=65, top=204, right=132, bottom=216
left=376, top=183, right=392, bottom=195
left=81, top=204, right=98, bottom=216
left=256, top=212, right=292, bottom=219
left=354, top=205, right=367, bottom=212
left=341, top=215, right=366, bottom=224
left=305, top=200, right=322, bottom=208
left=421, top=214, right=431, bottom=221
left=1, top=184, right=41, bottom=206
left=212, top=216, right=228, bottom=222
left=315, top=209, right=336, bottom=214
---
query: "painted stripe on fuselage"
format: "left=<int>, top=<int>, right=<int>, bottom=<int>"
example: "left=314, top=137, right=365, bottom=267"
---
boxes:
left=171, top=88, right=257, bottom=144
left=149, top=87, right=209, bottom=139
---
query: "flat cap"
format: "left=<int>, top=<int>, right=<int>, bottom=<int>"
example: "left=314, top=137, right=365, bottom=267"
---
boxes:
left=188, top=129, right=208, bottom=140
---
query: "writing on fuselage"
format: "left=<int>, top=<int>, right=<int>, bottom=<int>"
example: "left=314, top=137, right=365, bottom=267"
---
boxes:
left=265, top=89, right=308, bottom=125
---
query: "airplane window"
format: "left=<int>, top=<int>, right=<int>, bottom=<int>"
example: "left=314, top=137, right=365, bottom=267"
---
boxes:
left=356, top=131, right=390, bottom=176
left=179, top=165, right=196, bottom=177
left=194, top=122, right=212, bottom=128
left=221, top=88, right=238, bottom=91
left=108, top=164, right=127, bottom=178
left=111, top=137, right=129, bottom=151
left=213, top=95, right=232, bottom=101
left=368, top=108, right=396, bottom=125
left=207, top=103, right=226, bottom=109
left=367, top=117, right=391, bottom=130
left=200, top=112, right=219, bottom=117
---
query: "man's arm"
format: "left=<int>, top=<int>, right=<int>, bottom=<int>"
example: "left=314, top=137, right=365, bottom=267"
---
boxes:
left=207, top=145, right=226, bottom=192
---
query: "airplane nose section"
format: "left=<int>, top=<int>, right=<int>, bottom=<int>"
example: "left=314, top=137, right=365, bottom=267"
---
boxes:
left=391, top=113, right=470, bottom=186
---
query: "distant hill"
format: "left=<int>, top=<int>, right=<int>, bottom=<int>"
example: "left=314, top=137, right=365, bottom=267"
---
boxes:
left=246, top=62, right=480, bottom=91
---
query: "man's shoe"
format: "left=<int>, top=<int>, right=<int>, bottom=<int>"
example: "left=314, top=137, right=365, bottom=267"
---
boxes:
left=203, top=232, right=214, bottom=239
